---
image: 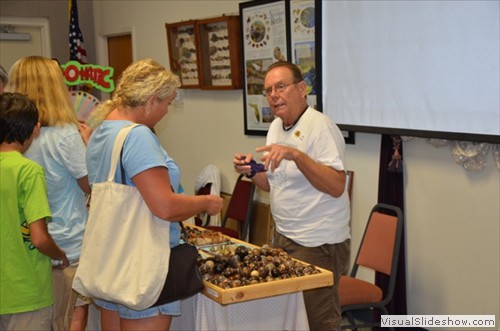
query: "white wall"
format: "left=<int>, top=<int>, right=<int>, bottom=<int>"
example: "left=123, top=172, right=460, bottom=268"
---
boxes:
left=92, top=0, right=499, bottom=324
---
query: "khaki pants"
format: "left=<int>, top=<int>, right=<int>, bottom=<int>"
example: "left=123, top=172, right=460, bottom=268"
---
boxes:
left=274, top=232, right=350, bottom=331
left=52, top=267, right=79, bottom=331
left=0, top=306, right=53, bottom=331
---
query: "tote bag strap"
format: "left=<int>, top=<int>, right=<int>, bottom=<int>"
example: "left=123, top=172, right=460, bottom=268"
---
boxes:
left=107, top=124, right=141, bottom=182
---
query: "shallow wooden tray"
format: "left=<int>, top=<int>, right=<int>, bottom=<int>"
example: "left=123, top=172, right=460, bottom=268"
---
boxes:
left=191, top=226, right=334, bottom=305
left=201, top=264, right=333, bottom=305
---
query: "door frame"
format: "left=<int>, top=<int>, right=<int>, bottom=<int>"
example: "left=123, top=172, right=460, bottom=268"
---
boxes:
left=96, top=26, right=136, bottom=100
left=0, top=16, right=51, bottom=58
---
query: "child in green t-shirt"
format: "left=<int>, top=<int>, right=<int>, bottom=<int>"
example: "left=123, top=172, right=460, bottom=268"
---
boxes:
left=0, top=92, right=69, bottom=330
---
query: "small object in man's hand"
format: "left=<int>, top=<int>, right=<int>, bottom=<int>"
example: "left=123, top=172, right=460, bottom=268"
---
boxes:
left=241, top=156, right=265, bottom=178
left=249, top=160, right=265, bottom=173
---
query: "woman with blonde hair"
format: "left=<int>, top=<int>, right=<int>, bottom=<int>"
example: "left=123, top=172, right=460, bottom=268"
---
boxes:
left=6, top=56, right=91, bottom=331
left=85, top=58, right=223, bottom=330
left=0, top=64, right=8, bottom=93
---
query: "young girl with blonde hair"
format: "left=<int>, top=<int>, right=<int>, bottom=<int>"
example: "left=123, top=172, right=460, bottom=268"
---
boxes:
left=6, top=56, right=91, bottom=331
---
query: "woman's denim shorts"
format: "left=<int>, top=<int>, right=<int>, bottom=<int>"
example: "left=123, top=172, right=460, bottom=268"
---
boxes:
left=94, top=299, right=181, bottom=319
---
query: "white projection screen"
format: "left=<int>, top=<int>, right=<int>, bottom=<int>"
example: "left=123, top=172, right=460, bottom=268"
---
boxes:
left=321, top=1, right=500, bottom=143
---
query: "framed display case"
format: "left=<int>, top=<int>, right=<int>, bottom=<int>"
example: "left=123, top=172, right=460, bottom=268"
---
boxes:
left=166, top=16, right=242, bottom=90
left=197, top=16, right=243, bottom=90
left=166, top=20, right=201, bottom=88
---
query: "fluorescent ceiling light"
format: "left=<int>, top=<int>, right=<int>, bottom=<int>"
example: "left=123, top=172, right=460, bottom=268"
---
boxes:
left=0, top=32, right=31, bottom=41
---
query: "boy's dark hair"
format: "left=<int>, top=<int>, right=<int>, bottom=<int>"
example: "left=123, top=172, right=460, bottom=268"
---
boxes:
left=0, top=92, right=39, bottom=144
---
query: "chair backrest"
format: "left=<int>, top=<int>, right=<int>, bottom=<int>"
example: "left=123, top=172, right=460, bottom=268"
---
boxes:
left=222, top=174, right=255, bottom=239
left=197, top=182, right=212, bottom=196
left=346, top=170, right=354, bottom=201
left=194, top=164, right=222, bottom=226
left=352, top=203, right=403, bottom=277
left=194, top=183, right=212, bottom=226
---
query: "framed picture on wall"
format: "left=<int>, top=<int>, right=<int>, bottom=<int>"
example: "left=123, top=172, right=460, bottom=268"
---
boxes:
left=290, top=0, right=317, bottom=111
left=240, top=0, right=356, bottom=143
left=240, top=0, right=290, bottom=136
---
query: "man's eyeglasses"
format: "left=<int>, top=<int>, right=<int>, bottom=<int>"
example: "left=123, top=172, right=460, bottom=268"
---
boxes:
left=262, top=81, right=299, bottom=97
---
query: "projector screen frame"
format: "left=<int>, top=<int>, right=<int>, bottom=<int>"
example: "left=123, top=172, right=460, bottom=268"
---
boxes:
left=317, top=1, right=500, bottom=144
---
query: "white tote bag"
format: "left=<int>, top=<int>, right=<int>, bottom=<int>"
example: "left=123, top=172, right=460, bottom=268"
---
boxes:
left=73, top=124, right=171, bottom=310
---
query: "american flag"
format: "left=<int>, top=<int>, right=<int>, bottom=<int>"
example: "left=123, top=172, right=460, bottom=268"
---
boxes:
left=69, top=0, right=87, bottom=63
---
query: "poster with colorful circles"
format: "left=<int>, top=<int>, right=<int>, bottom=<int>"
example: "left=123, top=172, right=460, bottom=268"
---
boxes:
left=240, top=0, right=288, bottom=135
left=290, top=0, right=317, bottom=109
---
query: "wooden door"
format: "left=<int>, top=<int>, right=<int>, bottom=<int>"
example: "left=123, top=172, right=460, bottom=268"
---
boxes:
left=107, top=34, right=132, bottom=94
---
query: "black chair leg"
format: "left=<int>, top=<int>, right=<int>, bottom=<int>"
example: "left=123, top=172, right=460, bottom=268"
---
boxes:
left=341, top=311, right=359, bottom=330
